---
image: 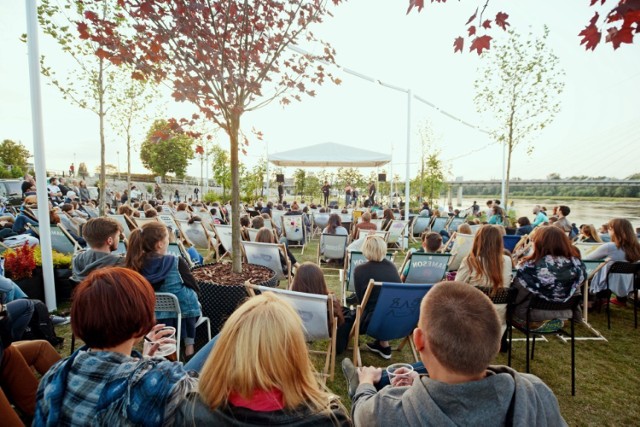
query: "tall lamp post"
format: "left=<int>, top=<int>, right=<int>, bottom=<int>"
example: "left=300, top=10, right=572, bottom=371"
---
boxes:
left=116, top=151, right=121, bottom=180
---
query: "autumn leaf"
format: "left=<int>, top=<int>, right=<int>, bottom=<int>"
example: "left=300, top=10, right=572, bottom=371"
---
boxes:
left=468, top=25, right=476, bottom=36
left=495, top=12, right=510, bottom=31
left=465, top=8, right=478, bottom=25
left=453, top=36, right=464, bottom=53
left=95, top=48, right=110, bottom=59
left=84, top=10, right=98, bottom=21
left=606, top=26, right=634, bottom=49
left=482, top=19, right=492, bottom=29
left=579, top=23, right=602, bottom=50
left=195, top=145, right=204, bottom=154
left=469, top=35, right=492, bottom=55
left=406, top=0, right=424, bottom=14
left=77, top=22, right=90, bottom=40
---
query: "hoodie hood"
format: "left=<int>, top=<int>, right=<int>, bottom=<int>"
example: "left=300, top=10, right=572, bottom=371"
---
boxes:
left=142, top=254, right=177, bottom=286
left=71, top=250, right=123, bottom=281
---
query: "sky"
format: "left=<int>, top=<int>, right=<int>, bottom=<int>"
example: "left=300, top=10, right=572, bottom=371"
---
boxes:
left=1, top=0, right=639, bottom=184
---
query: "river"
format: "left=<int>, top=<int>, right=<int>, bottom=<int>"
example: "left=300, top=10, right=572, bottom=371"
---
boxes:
left=438, top=198, right=640, bottom=229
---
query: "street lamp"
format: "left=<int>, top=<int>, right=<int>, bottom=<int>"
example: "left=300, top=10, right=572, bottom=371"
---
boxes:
left=117, top=151, right=121, bottom=180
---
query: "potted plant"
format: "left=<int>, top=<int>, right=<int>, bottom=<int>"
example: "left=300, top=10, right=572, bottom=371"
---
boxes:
left=4, top=243, right=43, bottom=301
left=34, top=246, right=74, bottom=301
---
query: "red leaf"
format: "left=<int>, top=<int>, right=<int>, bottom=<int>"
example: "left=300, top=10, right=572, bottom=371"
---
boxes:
left=195, top=145, right=204, bottom=154
left=589, top=11, right=600, bottom=26
left=606, top=26, right=634, bottom=49
left=579, top=23, right=602, bottom=50
left=84, top=10, right=98, bottom=21
left=482, top=19, right=492, bottom=29
left=77, top=22, right=90, bottom=40
left=406, top=0, right=424, bottom=14
left=465, top=8, right=478, bottom=25
left=453, top=36, right=464, bottom=53
left=469, top=35, right=492, bottom=54
left=468, top=25, right=476, bottom=36
left=95, top=48, right=110, bottom=59
left=495, top=12, right=510, bottom=30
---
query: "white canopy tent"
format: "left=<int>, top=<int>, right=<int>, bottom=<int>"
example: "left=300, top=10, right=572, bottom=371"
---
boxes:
left=268, top=142, right=391, bottom=168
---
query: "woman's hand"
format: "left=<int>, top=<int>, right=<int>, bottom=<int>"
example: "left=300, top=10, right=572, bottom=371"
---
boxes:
left=143, top=324, right=176, bottom=357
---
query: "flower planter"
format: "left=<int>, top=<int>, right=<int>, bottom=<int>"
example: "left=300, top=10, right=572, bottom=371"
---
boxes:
left=54, top=268, right=74, bottom=301
left=191, top=263, right=277, bottom=336
left=15, top=266, right=44, bottom=301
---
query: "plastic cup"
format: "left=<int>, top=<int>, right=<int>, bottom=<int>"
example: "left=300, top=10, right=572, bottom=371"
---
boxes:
left=386, top=363, right=414, bottom=387
left=149, top=326, right=176, bottom=357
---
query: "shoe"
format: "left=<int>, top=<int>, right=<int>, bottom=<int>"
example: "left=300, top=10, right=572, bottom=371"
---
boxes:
left=365, top=341, right=392, bottom=360
left=51, top=315, right=70, bottom=326
left=610, top=297, right=626, bottom=308
left=341, top=358, right=359, bottom=400
left=345, top=294, right=358, bottom=305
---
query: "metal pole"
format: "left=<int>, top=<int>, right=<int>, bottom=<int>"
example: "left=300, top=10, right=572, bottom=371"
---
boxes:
left=26, top=0, right=56, bottom=311
left=501, top=142, right=506, bottom=204
left=404, top=90, right=411, bottom=223
left=265, top=140, right=270, bottom=201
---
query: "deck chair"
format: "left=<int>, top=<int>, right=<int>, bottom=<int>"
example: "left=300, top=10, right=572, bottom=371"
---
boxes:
left=83, top=206, right=99, bottom=218
left=154, top=293, right=212, bottom=362
left=468, top=224, right=482, bottom=234
left=245, top=284, right=337, bottom=382
left=574, top=242, right=604, bottom=258
left=173, top=211, right=191, bottom=221
left=242, top=241, right=290, bottom=283
left=271, top=209, right=285, bottom=234
left=446, top=217, right=465, bottom=233
left=351, top=280, right=434, bottom=366
left=386, top=220, right=409, bottom=250
left=447, top=233, right=474, bottom=271
left=312, top=213, right=330, bottom=237
left=133, top=216, right=159, bottom=228
left=281, top=215, right=307, bottom=253
left=410, top=216, right=431, bottom=242
left=157, top=214, right=185, bottom=241
left=512, top=234, right=532, bottom=265
left=28, top=224, right=81, bottom=255
left=175, top=219, right=215, bottom=251
left=370, top=219, right=385, bottom=230
left=107, top=214, right=136, bottom=239
left=341, top=250, right=394, bottom=305
left=430, top=216, right=449, bottom=234
left=400, top=252, right=451, bottom=284
left=59, top=213, right=81, bottom=236
left=318, top=234, right=348, bottom=265
left=352, top=210, right=364, bottom=223
left=246, top=228, right=260, bottom=242
left=167, top=241, right=194, bottom=267
left=503, top=235, right=523, bottom=253
left=113, top=240, right=127, bottom=255
left=212, top=224, right=233, bottom=259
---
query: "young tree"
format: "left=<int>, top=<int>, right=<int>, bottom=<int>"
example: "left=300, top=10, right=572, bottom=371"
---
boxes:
left=80, top=0, right=344, bottom=273
left=140, top=120, right=194, bottom=179
left=416, top=120, right=437, bottom=201
left=412, top=152, right=448, bottom=205
left=210, top=145, right=232, bottom=199
left=293, top=169, right=307, bottom=198
left=474, top=27, right=565, bottom=208
left=0, top=140, right=31, bottom=172
left=77, top=162, right=88, bottom=179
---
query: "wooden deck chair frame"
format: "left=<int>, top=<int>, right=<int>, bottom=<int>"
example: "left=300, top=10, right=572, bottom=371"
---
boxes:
left=245, top=283, right=337, bottom=382
left=133, top=216, right=159, bottom=228
left=241, top=241, right=291, bottom=284
left=157, top=214, right=188, bottom=244
left=574, top=242, right=605, bottom=258
left=341, top=250, right=394, bottom=306
left=23, top=207, right=38, bottom=222
left=27, top=223, right=81, bottom=255
left=212, top=224, right=233, bottom=260
left=166, top=241, right=195, bottom=268
left=350, top=280, right=432, bottom=367
left=246, top=228, right=260, bottom=242
left=175, top=219, right=216, bottom=253
left=370, top=218, right=385, bottom=230
left=511, top=234, right=532, bottom=265
left=399, top=252, right=451, bottom=284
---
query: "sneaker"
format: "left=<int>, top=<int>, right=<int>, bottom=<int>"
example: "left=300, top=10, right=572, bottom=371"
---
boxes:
left=341, top=358, right=360, bottom=400
left=365, top=341, right=392, bottom=360
left=51, top=315, right=70, bottom=326
left=345, top=294, right=358, bottom=305
left=610, top=297, right=626, bottom=308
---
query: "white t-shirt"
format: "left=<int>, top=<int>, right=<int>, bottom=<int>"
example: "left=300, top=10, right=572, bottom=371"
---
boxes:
left=48, top=185, right=61, bottom=196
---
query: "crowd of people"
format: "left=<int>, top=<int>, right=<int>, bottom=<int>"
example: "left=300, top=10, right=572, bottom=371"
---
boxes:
left=1, top=173, right=639, bottom=426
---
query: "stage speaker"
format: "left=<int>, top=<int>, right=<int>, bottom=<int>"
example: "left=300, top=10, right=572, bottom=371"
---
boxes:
left=276, top=174, right=285, bottom=183
left=378, top=173, right=386, bottom=182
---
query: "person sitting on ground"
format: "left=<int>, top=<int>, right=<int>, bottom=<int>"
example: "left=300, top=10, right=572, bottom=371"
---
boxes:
left=516, top=216, right=533, bottom=236
left=352, top=211, right=377, bottom=239
left=585, top=218, right=640, bottom=306
left=35, top=268, right=198, bottom=426
left=255, top=227, right=299, bottom=274
left=320, top=214, right=349, bottom=260
left=71, top=217, right=124, bottom=282
left=576, top=224, right=602, bottom=243
left=125, top=222, right=202, bottom=357
left=400, top=232, right=443, bottom=282
left=345, top=282, right=566, bottom=426
left=175, top=293, right=351, bottom=426
left=511, top=226, right=585, bottom=331
left=353, top=236, right=401, bottom=360
left=553, top=205, right=572, bottom=234
left=291, top=262, right=352, bottom=354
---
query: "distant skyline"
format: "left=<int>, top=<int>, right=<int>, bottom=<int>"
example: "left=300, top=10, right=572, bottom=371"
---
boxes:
left=1, top=1, right=639, bottom=183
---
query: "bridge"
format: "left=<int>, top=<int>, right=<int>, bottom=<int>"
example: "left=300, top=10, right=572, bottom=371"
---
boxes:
left=445, top=180, right=640, bottom=188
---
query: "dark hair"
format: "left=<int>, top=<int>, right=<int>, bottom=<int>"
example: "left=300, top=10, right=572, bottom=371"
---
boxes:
left=465, top=225, right=505, bottom=293
left=326, top=214, right=342, bottom=234
left=72, top=267, right=155, bottom=348
left=422, top=232, right=442, bottom=252
left=517, top=216, right=531, bottom=227
left=255, top=227, right=275, bottom=243
left=609, top=218, right=640, bottom=262
left=118, top=205, right=134, bottom=217
left=291, top=263, right=344, bottom=326
left=383, top=209, right=394, bottom=221
left=558, top=205, right=570, bottom=216
left=82, top=217, right=122, bottom=248
left=60, top=204, right=73, bottom=213
left=240, top=216, right=250, bottom=228
left=251, top=216, right=265, bottom=229
left=523, top=226, right=580, bottom=263
left=124, top=222, right=168, bottom=272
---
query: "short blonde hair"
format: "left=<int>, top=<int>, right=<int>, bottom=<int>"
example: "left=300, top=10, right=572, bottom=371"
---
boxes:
left=198, top=293, right=335, bottom=413
left=362, top=235, right=387, bottom=262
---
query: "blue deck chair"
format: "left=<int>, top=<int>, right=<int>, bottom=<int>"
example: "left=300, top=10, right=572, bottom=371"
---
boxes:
left=446, top=217, right=465, bottom=233
left=503, top=235, right=523, bottom=253
left=401, top=252, right=451, bottom=284
left=167, top=242, right=194, bottom=267
left=341, top=250, right=393, bottom=305
left=351, top=281, right=434, bottom=366
left=113, top=241, right=127, bottom=255
left=410, top=216, right=431, bottom=242
left=28, top=224, right=80, bottom=255
left=430, top=216, right=449, bottom=234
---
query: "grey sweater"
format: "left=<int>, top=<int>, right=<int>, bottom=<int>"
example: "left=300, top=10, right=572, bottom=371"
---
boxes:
left=352, top=365, right=567, bottom=427
left=71, top=249, right=124, bottom=282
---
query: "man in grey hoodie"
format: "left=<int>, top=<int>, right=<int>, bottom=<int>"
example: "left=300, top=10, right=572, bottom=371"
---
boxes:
left=347, top=281, right=567, bottom=426
left=71, top=217, right=124, bottom=282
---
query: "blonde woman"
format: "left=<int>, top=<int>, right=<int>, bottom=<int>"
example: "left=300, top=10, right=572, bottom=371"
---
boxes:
left=176, top=293, right=351, bottom=426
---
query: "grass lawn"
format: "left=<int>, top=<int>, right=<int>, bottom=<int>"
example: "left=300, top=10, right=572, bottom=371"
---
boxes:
left=51, top=236, right=639, bottom=426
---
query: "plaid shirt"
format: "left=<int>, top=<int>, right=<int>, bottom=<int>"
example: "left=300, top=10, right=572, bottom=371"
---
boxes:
left=35, top=347, right=198, bottom=426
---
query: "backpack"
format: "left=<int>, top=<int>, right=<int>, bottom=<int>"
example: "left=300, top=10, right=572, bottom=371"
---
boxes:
left=22, top=300, right=64, bottom=347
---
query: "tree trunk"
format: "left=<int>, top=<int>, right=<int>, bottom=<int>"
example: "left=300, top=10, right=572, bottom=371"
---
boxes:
left=229, top=114, right=242, bottom=274
left=127, top=133, right=131, bottom=194
left=98, top=57, right=107, bottom=216
left=505, top=142, right=513, bottom=219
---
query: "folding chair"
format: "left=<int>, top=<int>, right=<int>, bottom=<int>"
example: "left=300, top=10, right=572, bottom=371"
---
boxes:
left=446, top=217, right=465, bottom=233
left=167, top=242, right=194, bottom=268
left=351, top=280, right=434, bottom=366
left=242, top=241, right=291, bottom=283
left=469, top=224, right=482, bottom=235
left=386, top=220, right=409, bottom=250
left=400, top=252, right=451, bottom=284
left=341, top=250, right=393, bottom=306
left=175, top=219, right=215, bottom=252
left=446, top=233, right=474, bottom=271
left=245, top=284, right=337, bottom=382
left=475, top=286, right=517, bottom=365
left=133, top=216, right=159, bottom=228
left=83, top=206, right=99, bottom=219
left=59, top=213, right=81, bottom=236
left=155, top=293, right=212, bottom=362
left=574, top=242, right=604, bottom=258
left=107, top=214, right=136, bottom=239
left=318, top=234, right=348, bottom=266
left=601, top=261, right=640, bottom=329
left=430, top=216, right=449, bottom=234
left=158, top=214, right=186, bottom=243
left=510, top=295, right=582, bottom=396
left=312, top=213, right=330, bottom=237
left=370, top=219, right=385, bottom=230
left=113, top=240, right=127, bottom=255
left=28, top=224, right=80, bottom=255
left=281, top=214, right=307, bottom=254
left=271, top=209, right=286, bottom=234
left=212, top=224, right=233, bottom=259
left=503, top=235, right=523, bottom=253
left=173, top=211, right=191, bottom=221
left=246, top=228, right=260, bottom=242
left=409, top=216, right=431, bottom=242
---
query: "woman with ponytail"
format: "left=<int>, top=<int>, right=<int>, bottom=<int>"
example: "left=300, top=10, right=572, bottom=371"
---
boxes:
left=125, top=222, right=201, bottom=357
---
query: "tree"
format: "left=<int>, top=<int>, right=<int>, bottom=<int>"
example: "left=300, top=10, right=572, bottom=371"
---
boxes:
left=210, top=145, right=232, bottom=199
left=416, top=121, right=437, bottom=201
left=140, top=120, right=194, bottom=178
left=406, top=0, right=640, bottom=53
left=335, top=167, right=365, bottom=190
left=81, top=0, right=344, bottom=273
left=547, top=173, right=562, bottom=181
left=293, top=169, right=307, bottom=197
left=240, top=159, right=266, bottom=201
left=412, top=151, right=448, bottom=205
left=474, top=27, right=565, bottom=208
left=305, top=174, right=321, bottom=202
left=77, top=162, right=88, bottom=179
left=0, top=140, right=31, bottom=173
left=94, top=163, right=117, bottom=175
